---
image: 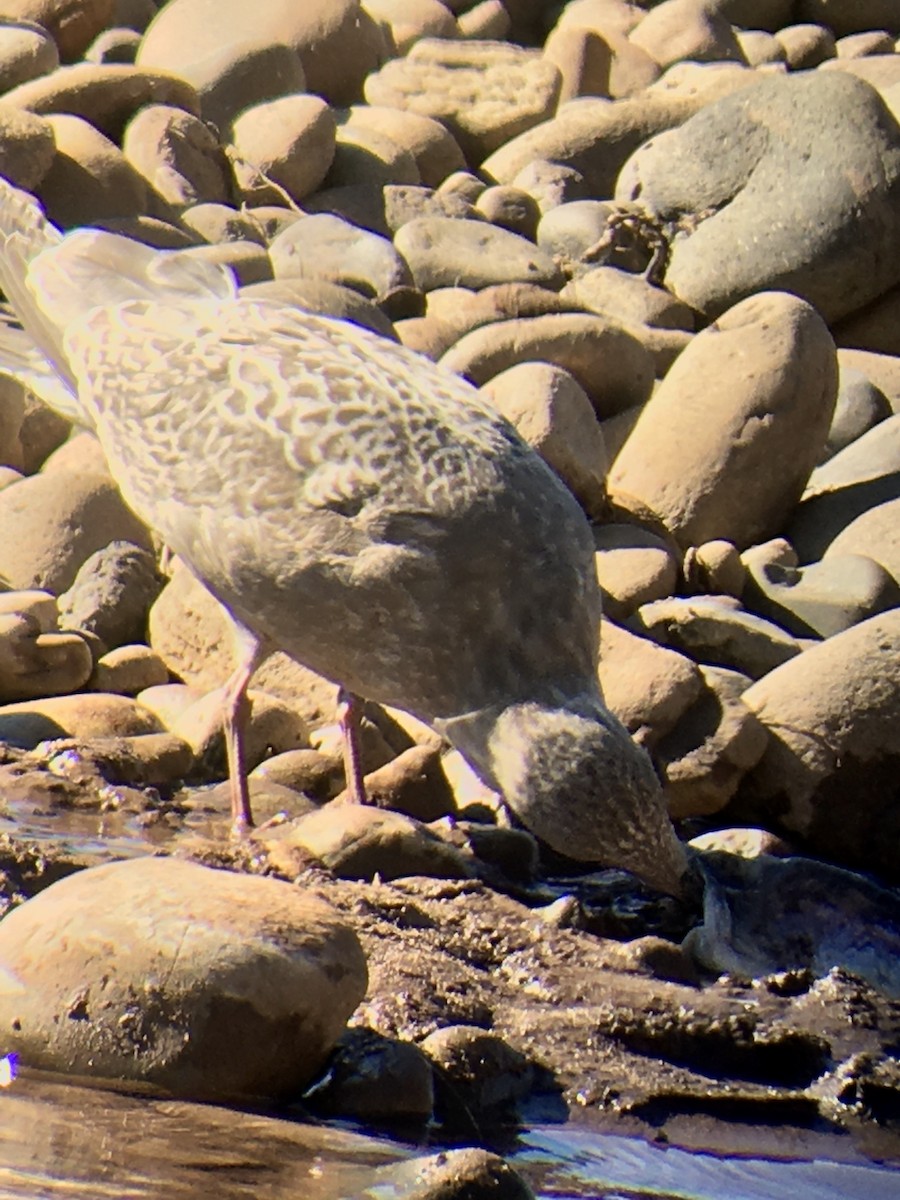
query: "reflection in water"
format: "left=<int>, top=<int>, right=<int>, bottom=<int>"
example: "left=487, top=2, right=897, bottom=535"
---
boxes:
left=0, top=1074, right=404, bottom=1200
left=514, top=1126, right=900, bottom=1200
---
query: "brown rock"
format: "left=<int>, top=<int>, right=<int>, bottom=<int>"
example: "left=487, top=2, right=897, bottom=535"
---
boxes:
left=0, top=691, right=162, bottom=747
left=0, top=0, right=114, bottom=61
left=0, top=105, right=56, bottom=191
left=91, top=644, right=169, bottom=695
left=333, top=743, right=456, bottom=823
left=598, top=617, right=703, bottom=743
left=629, top=0, right=748, bottom=70
left=230, top=94, right=336, bottom=206
left=123, top=104, right=231, bottom=209
left=774, top=23, right=836, bottom=68
left=172, top=686, right=308, bottom=780
left=341, top=104, right=466, bottom=188
left=610, top=292, right=838, bottom=550
left=593, top=524, right=679, bottom=619
left=0, top=19, right=58, bottom=90
left=0, top=612, right=92, bottom=702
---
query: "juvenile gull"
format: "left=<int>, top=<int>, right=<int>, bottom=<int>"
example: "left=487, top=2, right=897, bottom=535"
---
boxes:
left=0, top=178, right=689, bottom=896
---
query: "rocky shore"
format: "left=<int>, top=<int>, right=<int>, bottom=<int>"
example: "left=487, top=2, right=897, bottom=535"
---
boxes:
left=0, top=0, right=899, bottom=1191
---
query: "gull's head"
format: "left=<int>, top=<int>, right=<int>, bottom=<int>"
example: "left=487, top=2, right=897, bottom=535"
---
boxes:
left=445, top=694, right=689, bottom=897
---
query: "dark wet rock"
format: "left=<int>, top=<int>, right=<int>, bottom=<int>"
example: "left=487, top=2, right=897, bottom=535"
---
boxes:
left=420, top=1024, right=534, bottom=1118
left=741, top=538, right=900, bottom=638
left=0, top=856, right=367, bottom=1100
left=628, top=596, right=803, bottom=680
left=731, top=610, right=900, bottom=880
left=616, top=71, right=900, bottom=323
left=610, top=292, right=838, bottom=552
left=687, top=851, right=900, bottom=999
left=263, top=804, right=474, bottom=882
left=57, top=540, right=163, bottom=653
left=306, top=1026, right=434, bottom=1121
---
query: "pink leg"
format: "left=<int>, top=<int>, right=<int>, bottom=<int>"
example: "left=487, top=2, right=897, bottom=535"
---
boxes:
left=223, top=622, right=263, bottom=836
left=337, top=687, right=368, bottom=805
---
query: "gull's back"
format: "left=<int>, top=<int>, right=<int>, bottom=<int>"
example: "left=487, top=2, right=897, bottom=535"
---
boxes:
left=0, top=179, right=602, bottom=722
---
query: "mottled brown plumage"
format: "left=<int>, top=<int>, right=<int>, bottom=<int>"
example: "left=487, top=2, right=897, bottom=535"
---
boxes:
left=0, top=177, right=688, bottom=895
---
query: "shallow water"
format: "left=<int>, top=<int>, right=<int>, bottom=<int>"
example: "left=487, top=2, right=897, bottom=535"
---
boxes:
left=0, top=1074, right=897, bottom=1200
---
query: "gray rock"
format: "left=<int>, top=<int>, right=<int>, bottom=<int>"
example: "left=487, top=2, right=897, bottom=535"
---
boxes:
left=822, top=365, right=892, bottom=460
left=269, top=213, right=412, bottom=302
left=615, top=71, right=900, bottom=323
left=629, top=596, right=804, bottom=680
left=742, top=538, right=900, bottom=638
left=306, top=1027, right=434, bottom=1120
left=395, top=217, right=564, bottom=292
left=57, top=540, right=163, bottom=652
left=0, top=856, right=367, bottom=1100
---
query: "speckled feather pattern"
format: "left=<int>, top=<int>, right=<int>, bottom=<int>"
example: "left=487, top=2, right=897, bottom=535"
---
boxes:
left=0, top=177, right=689, bottom=892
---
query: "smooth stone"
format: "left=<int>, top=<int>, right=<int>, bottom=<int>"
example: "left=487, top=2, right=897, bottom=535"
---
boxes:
left=598, top=617, right=703, bottom=744
left=824, top=495, right=900, bottom=583
left=0, top=374, right=25, bottom=471
left=836, top=31, right=896, bottom=58
left=57, top=541, right=163, bottom=654
left=326, top=121, right=420, bottom=191
left=837, top=347, right=900, bottom=413
left=511, top=159, right=593, bottom=212
left=656, top=664, right=768, bottom=819
left=774, top=23, right=836, bottom=68
left=629, top=0, right=748, bottom=70
left=310, top=715, right=396, bottom=777
left=230, top=94, right=336, bottom=206
left=734, top=611, right=900, bottom=880
left=179, top=39, right=308, bottom=135
left=787, top=415, right=900, bottom=562
left=0, top=589, right=58, bottom=630
left=171, top=241, right=273, bottom=287
left=592, top=524, right=678, bottom=620
left=2, top=63, right=199, bottom=143
left=563, top=263, right=696, bottom=330
left=394, top=217, right=563, bottom=292
left=616, top=71, right=900, bottom=323
left=440, top=312, right=654, bottom=418
left=265, top=804, right=473, bottom=882
left=269, top=213, right=412, bottom=302
left=172, top=687, right=308, bottom=780
left=240, top=278, right=397, bottom=341
left=364, top=38, right=561, bottom=163
left=0, top=469, right=153, bottom=593
left=83, top=26, right=141, bottom=64
left=457, top=0, right=511, bottom=40
left=0, top=691, right=162, bottom=747
left=0, top=0, right=114, bottom=61
left=0, top=105, right=57, bottom=191
left=795, top=1, right=900, bottom=37
left=482, top=93, right=689, bottom=199
left=0, top=19, right=58, bottom=90
left=683, top=539, right=746, bottom=598
left=122, top=104, right=232, bottom=209
left=137, top=0, right=384, bottom=107
left=542, top=23, right=612, bottom=104
left=363, top=0, right=456, bottom=54
left=480, top=362, right=607, bottom=517
left=251, top=747, right=345, bottom=803
left=735, top=29, right=787, bottom=65
left=419, top=1025, right=533, bottom=1114
left=342, top=105, right=466, bottom=189
left=688, top=825, right=793, bottom=859
left=0, top=856, right=368, bottom=1099
left=535, top=198, right=614, bottom=265
left=41, top=729, right=195, bottom=787
left=371, top=1148, right=535, bottom=1200
left=821, top=365, right=892, bottom=460
left=832, top=281, right=900, bottom=357
left=0, top=612, right=93, bottom=702
left=306, top=1027, right=434, bottom=1120
left=741, top=539, right=900, bottom=638
left=17, top=398, right=73, bottom=474
left=475, top=184, right=541, bottom=239
left=176, top=204, right=265, bottom=246
left=136, top=680, right=201, bottom=729
left=629, top=595, right=804, bottom=680
left=332, top=744, right=456, bottom=823
left=36, top=113, right=155, bottom=228
left=609, top=292, right=838, bottom=551
left=92, top=644, right=170, bottom=695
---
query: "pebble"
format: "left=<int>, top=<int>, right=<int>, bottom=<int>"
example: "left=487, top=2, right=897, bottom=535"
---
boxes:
left=0, top=612, right=93, bottom=702
left=264, top=804, right=473, bottom=882
left=593, top=523, right=679, bottom=619
left=0, top=691, right=162, bottom=748
left=0, top=856, right=367, bottom=1099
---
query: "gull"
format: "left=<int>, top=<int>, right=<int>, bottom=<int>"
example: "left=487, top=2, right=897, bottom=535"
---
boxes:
left=0, top=177, right=689, bottom=896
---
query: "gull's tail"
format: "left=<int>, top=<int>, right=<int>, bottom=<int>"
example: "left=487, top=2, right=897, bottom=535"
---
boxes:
left=0, top=174, right=238, bottom=423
